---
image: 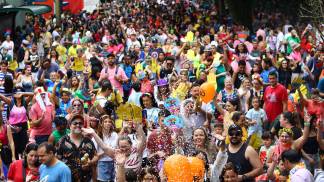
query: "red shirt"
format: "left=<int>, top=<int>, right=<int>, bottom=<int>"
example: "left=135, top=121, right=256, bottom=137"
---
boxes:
left=8, top=160, right=39, bottom=182
left=264, top=84, right=288, bottom=122
left=305, top=100, right=324, bottom=119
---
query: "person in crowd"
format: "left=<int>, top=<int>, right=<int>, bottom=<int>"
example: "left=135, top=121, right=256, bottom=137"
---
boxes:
left=0, top=89, right=32, bottom=159
left=281, top=149, right=314, bottom=182
left=263, top=71, right=288, bottom=130
left=94, top=114, right=118, bottom=182
left=48, top=116, right=70, bottom=146
left=82, top=121, right=146, bottom=181
left=7, top=143, right=40, bottom=182
left=56, top=114, right=97, bottom=181
left=38, top=142, right=71, bottom=182
left=29, top=87, right=55, bottom=144
left=226, top=124, right=263, bottom=182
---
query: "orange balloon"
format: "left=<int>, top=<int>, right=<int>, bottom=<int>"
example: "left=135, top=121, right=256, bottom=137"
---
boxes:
left=187, top=157, right=205, bottom=179
left=200, top=82, right=215, bottom=103
left=164, top=154, right=193, bottom=182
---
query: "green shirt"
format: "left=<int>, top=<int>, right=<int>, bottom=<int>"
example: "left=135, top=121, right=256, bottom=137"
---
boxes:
left=52, top=129, right=70, bottom=144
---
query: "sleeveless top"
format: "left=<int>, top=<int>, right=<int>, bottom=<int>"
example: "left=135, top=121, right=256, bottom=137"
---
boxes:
left=28, top=51, right=39, bottom=72
left=9, top=105, right=28, bottom=125
left=221, top=89, right=239, bottom=103
left=227, top=143, right=254, bottom=182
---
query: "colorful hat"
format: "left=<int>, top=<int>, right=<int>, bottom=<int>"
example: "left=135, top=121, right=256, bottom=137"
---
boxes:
left=157, top=79, right=168, bottom=87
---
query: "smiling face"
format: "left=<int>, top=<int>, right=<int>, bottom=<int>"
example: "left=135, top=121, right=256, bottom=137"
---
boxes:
left=70, top=118, right=83, bottom=134
left=193, top=129, right=206, bottom=148
left=223, top=170, right=238, bottom=182
left=279, top=131, right=292, bottom=144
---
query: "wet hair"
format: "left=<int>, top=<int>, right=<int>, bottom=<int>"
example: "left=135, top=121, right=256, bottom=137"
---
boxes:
left=261, top=131, right=273, bottom=140
left=220, top=162, right=239, bottom=182
left=23, top=143, right=39, bottom=168
left=118, top=135, right=133, bottom=146
left=53, top=116, right=68, bottom=127
left=138, top=167, right=159, bottom=182
left=281, top=149, right=301, bottom=164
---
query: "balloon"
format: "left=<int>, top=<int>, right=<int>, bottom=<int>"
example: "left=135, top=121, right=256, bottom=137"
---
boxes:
left=188, top=157, right=205, bottom=180
left=164, top=154, right=193, bottom=182
left=200, top=82, right=215, bottom=103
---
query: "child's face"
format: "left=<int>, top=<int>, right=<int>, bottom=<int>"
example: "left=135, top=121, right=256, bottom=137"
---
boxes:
left=50, top=72, right=57, bottom=81
left=252, top=99, right=260, bottom=108
left=214, top=126, right=223, bottom=135
left=263, top=138, right=272, bottom=148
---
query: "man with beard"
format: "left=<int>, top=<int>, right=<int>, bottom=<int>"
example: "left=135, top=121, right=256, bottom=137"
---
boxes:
left=226, top=124, right=262, bottom=182
left=263, top=71, right=288, bottom=130
left=56, top=115, right=97, bottom=182
left=99, top=53, right=129, bottom=96
left=38, top=142, right=71, bottom=182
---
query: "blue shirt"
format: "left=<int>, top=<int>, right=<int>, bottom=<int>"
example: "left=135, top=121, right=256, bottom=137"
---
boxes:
left=39, top=161, right=71, bottom=182
left=260, top=67, right=277, bottom=83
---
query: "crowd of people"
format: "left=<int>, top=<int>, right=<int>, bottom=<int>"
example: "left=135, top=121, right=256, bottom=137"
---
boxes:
left=0, top=0, right=322, bottom=181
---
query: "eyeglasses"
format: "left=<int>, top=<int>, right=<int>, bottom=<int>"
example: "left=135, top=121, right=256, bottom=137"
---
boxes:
left=229, top=130, right=242, bottom=137
left=72, top=121, right=83, bottom=126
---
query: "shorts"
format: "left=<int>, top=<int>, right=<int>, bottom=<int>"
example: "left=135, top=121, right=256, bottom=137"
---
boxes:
left=97, top=160, right=115, bottom=181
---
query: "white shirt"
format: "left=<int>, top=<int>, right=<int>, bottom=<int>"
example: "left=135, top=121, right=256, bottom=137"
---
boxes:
left=93, top=132, right=118, bottom=161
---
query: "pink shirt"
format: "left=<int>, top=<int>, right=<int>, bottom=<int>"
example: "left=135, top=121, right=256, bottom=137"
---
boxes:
left=9, top=105, right=28, bottom=125
left=100, top=66, right=128, bottom=96
left=29, top=102, right=54, bottom=136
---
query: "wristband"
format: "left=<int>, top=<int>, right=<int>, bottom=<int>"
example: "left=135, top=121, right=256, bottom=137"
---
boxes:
left=304, top=122, right=310, bottom=127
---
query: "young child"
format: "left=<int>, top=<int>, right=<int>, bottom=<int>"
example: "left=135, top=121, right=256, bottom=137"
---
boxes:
left=259, top=131, right=274, bottom=166
left=245, top=96, right=267, bottom=150
left=48, top=116, right=70, bottom=146
left=255, top=131, right=275, bottom=181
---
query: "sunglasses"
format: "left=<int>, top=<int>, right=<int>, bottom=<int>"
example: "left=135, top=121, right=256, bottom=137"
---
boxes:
left=72, top=121, right=83, bottom=126
left=229, top=130, right=242, bottom=137
left=73, top=104, right=82, bottom=107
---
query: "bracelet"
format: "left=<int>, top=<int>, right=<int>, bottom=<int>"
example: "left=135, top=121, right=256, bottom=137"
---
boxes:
left=304, top=122, right=310, bottom=127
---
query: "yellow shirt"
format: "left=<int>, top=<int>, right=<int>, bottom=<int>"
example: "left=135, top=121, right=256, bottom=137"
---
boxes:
left=68, top=45, right=81, bottom=57
left=71, top=56, right=84, bottom=72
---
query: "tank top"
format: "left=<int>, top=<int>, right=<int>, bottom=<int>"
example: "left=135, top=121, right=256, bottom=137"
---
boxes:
left=227, top=143, right=254, bottom=182
left=9, top=105, right=28, bottom=125
left=28, top=51, right=39, bottom=72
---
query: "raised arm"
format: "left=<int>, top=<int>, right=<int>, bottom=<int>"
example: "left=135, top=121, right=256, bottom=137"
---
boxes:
left=0, top=93, right=11, bottom=105
left=81, top=128, right=115, bottom=158
left=136, top=123, right=146, bottom=155
left=293, top=111, right=311, bottom=151
left=317, top=119, right=324, bottom=150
